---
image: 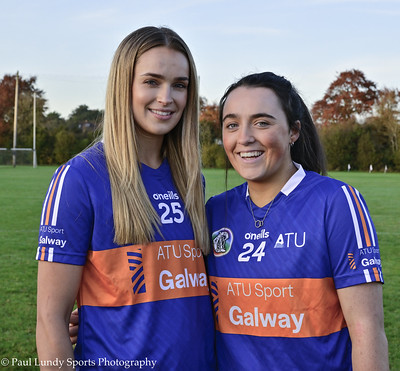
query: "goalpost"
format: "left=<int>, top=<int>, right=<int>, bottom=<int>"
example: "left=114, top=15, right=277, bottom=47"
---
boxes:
left=6, top=72, right=37, bottom=168
left=0, top=148, right=34, bottom=166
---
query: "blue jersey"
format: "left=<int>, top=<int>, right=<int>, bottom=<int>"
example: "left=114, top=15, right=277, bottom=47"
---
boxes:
left=206, top=165, right=383, bottom=371
left=37, top=142, right=216, bottom=370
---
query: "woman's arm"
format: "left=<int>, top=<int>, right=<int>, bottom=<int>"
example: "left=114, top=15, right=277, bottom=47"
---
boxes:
left=36, top=261, right=83, bottom=370
left=337, top=282, right=389, bottom=371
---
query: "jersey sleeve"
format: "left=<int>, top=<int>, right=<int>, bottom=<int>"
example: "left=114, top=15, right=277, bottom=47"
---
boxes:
left=325, top=183, right=383, bottom=289
left=36, top=164, right=93, bottom=265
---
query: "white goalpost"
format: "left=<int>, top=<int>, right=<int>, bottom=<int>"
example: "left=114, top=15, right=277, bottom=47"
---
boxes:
left=6, top=71, right=37, bottom=168
left=0, top=148, right=34, bottom=166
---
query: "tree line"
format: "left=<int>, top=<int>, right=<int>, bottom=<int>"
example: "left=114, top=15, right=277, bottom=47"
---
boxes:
left=0, top=74, right=102, bottom=165
left=312, top=70, right=400, bottom=171
left=201, top=69, right=400, bottom=172
left=1, top=70, right=399, bottom=171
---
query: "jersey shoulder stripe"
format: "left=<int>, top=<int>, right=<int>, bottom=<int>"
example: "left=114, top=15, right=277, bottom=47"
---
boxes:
left=41, top=165, right=70, bottom=226
left=341, top=184, right=374, bottom=249
left=354, top=188, right=376, bottom=246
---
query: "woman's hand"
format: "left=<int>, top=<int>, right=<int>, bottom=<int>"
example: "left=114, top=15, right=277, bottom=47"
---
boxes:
left=69, top=308, right=79, bottom=345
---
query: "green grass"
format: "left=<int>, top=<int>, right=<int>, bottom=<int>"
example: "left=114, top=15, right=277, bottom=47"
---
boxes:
left=0, top=166, right=57, bottom=369
left=0, top=167, right=399, bottom=369
left=202, top=168, right=244, bottom=201
left=328, top=171, right=400, bottom=371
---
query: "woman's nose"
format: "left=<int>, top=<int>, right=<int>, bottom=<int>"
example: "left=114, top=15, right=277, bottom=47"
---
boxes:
left=158, top=85, right=173, bottom=105
left=237, top=126, right=255, bottom=145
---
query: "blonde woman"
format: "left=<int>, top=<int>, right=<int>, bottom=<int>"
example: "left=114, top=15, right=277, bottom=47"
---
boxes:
left=36, top=27, right=216, bottom=370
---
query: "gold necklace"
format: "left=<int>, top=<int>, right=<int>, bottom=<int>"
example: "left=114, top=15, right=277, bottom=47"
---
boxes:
left=248, top=195, right=275, bottom=228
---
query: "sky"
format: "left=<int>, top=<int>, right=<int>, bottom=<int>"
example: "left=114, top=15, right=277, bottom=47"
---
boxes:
left=1, top=0, right=399, bottom=118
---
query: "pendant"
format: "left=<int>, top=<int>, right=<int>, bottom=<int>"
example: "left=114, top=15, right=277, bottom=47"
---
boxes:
left=255, top=220, right=263, bottom=228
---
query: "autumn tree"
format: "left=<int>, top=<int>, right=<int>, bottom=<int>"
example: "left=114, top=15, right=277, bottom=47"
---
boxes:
left=374, top=88, right=400, bottom=154
left=312, top=69, right=378, bottom=126
left=0, top=74, right=46, bottom=148
left=17, top=88, right=47, bottom=149
left=359, top=88, right=400, bottom=171
left=199, top=98, right=220, bottom=146
left=199, top=97, right=225, bottom=168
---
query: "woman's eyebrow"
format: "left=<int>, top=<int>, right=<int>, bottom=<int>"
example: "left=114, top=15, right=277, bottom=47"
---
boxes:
left=250, top=112, right=276, bottom=120
left=222, top=113, right=238, bottom=122
left=222, top=112, right=276, bottom=122
left=140, top=72, right=189, bottom=81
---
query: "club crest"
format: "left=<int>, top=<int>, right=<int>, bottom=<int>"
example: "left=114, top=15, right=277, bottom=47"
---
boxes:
left=212, top=228, right=233, bottom=257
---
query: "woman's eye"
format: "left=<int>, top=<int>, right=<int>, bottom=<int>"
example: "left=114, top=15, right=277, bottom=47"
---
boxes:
left=225, top=122, right=238, bottom=130
left=255, top=121, right=270, bottom=127
left=144, top=80, right=158, bottom=86
left=173, top=82, right=188, bottom=89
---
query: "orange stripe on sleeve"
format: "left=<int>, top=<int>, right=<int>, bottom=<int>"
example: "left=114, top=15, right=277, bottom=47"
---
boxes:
left=348, top=186, right=372, bottom=247
left=44, top=165, right=65, bottom=226
left=40, top=247, right=46, bottom=261
left=373, top=267, right=381, bottom=282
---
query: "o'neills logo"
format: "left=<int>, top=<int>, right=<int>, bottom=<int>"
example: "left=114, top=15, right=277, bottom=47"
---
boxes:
left=152, top=191, right=179, bottom=200
left=212, top=228, right=233, bottom=257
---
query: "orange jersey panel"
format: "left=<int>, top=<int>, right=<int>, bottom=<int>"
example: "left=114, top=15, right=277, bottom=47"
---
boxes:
left=210, top=276, right=346, bottom=338
left=78, top=240, right=209, bottom=307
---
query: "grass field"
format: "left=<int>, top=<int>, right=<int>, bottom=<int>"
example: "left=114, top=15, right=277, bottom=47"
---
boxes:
left=0, top=166, right=399, bottom=370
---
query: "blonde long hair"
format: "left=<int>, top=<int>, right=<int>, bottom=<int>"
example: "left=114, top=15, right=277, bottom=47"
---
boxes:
left=102, top=26, right=209, bottom=254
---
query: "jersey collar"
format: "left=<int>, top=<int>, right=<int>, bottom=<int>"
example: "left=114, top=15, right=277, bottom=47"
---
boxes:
left=245, top=162, right=306, bottom=198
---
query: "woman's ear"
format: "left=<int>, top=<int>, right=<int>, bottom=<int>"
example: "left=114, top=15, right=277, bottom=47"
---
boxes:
left=290, top=120, right=301, bottom=144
